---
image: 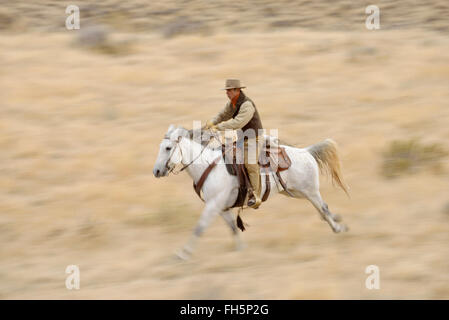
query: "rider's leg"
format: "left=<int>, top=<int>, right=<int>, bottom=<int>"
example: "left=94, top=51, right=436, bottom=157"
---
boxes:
left=246, top=163, right=262, bottom=208
left=245, top=138, right=262, bottom=209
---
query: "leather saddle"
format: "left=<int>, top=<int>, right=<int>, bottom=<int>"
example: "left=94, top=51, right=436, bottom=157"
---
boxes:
left=221, top=137, right=292, bottom=209
left=192, top=136, right=293, bottom=232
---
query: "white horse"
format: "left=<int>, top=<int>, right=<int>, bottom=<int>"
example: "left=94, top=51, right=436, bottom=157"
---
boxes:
left=153, top=125, right=349, bottom=259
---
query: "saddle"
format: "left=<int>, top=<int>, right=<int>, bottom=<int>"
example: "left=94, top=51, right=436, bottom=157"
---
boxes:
left=193, top=136, right=292, bottom=232
left=221, top=137, right=292, bottom=209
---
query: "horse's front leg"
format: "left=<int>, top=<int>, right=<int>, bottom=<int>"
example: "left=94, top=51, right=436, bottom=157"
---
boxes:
left=176, top=201, right=219, bottom=260
left=220, top=210, right=246, bottom=251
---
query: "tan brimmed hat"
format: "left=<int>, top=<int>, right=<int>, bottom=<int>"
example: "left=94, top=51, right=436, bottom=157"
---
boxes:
left=222, top=79, right=246, bottom=90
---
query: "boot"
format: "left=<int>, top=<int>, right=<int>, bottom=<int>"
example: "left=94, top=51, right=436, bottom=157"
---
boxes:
left=247, top=192, right=262, bottom=209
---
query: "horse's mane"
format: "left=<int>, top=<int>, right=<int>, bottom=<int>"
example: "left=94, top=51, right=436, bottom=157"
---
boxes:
left=175, top=126, right=300, bottom=150
left=178, top=127, right=222, bottom=150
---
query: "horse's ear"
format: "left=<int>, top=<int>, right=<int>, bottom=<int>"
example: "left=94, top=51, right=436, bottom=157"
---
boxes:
left=167, top=124, right=176, bottom=134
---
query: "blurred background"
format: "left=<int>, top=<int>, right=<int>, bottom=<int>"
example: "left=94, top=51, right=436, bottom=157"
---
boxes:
left=0, top=0, right=448, bottom=299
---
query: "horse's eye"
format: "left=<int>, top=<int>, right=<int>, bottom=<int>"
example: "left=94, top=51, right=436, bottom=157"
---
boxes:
left=166, top=147, right=172, bottom=151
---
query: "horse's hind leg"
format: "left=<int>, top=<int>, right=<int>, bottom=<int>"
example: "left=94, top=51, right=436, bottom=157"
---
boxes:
left=322, top=203, right=343, bottom=223
left=220, top=210, right=245, bottom=251
left=305, top=191, right=348, bottom=233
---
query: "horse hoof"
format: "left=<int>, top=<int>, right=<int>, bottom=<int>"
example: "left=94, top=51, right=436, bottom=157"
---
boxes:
left=175, top=249, right=191, bottom=261
left=235, top=242, right=247, bottom=251
left=333, top=224, right=349, bottom=233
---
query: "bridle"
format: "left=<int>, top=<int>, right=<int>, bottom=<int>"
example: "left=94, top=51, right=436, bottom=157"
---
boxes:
left=163, top=135, right=182, bottom=174
left=163, top=130, right=217, bottom=175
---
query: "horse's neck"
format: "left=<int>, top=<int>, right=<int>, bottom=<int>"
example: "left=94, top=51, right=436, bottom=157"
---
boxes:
left=180, top=138, right=220, bottom=183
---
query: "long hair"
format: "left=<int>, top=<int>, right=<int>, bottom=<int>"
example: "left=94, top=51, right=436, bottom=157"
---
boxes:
left=307, top=139, right=349, bottom=195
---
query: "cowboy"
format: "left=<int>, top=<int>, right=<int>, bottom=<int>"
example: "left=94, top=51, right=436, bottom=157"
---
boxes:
left=205, top=79, right=264, bottom=209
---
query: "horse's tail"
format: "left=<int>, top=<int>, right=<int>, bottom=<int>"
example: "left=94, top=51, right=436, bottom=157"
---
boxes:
left=307, top=139, right=349, bottom=196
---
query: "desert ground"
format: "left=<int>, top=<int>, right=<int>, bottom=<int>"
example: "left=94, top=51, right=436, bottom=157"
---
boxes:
left=0, top=1, right=448, bottom=299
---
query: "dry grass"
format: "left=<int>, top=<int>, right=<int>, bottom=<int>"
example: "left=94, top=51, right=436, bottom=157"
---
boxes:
left=382, top=139, right=447, bottom=178
left=0, top=0, right=448, bottom=299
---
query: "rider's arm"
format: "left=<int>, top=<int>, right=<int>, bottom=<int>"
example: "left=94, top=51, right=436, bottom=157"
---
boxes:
left=215, top=101, right=255, bottom=131
left=209, top=102, right=233, bottom=126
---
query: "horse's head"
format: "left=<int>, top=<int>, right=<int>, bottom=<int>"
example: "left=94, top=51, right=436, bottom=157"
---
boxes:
left=153, top=125, right=189, bottom=178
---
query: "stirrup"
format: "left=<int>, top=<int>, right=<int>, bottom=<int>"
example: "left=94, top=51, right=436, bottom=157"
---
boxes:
left=248, top=195, right=262, bottom=209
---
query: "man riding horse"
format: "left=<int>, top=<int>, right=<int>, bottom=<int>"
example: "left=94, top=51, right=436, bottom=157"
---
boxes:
left=204, top=79, right=263, bottom=209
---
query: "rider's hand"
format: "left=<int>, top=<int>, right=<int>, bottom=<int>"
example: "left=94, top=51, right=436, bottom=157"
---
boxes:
left=205, top=120, right=215, bottom=129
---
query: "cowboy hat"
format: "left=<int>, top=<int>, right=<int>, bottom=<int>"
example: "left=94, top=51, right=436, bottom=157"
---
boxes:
left=222, top=79, right=246, bottom=90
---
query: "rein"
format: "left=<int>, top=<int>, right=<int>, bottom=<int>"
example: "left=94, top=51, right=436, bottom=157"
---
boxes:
left=164, top=130, right=217, bottom=175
